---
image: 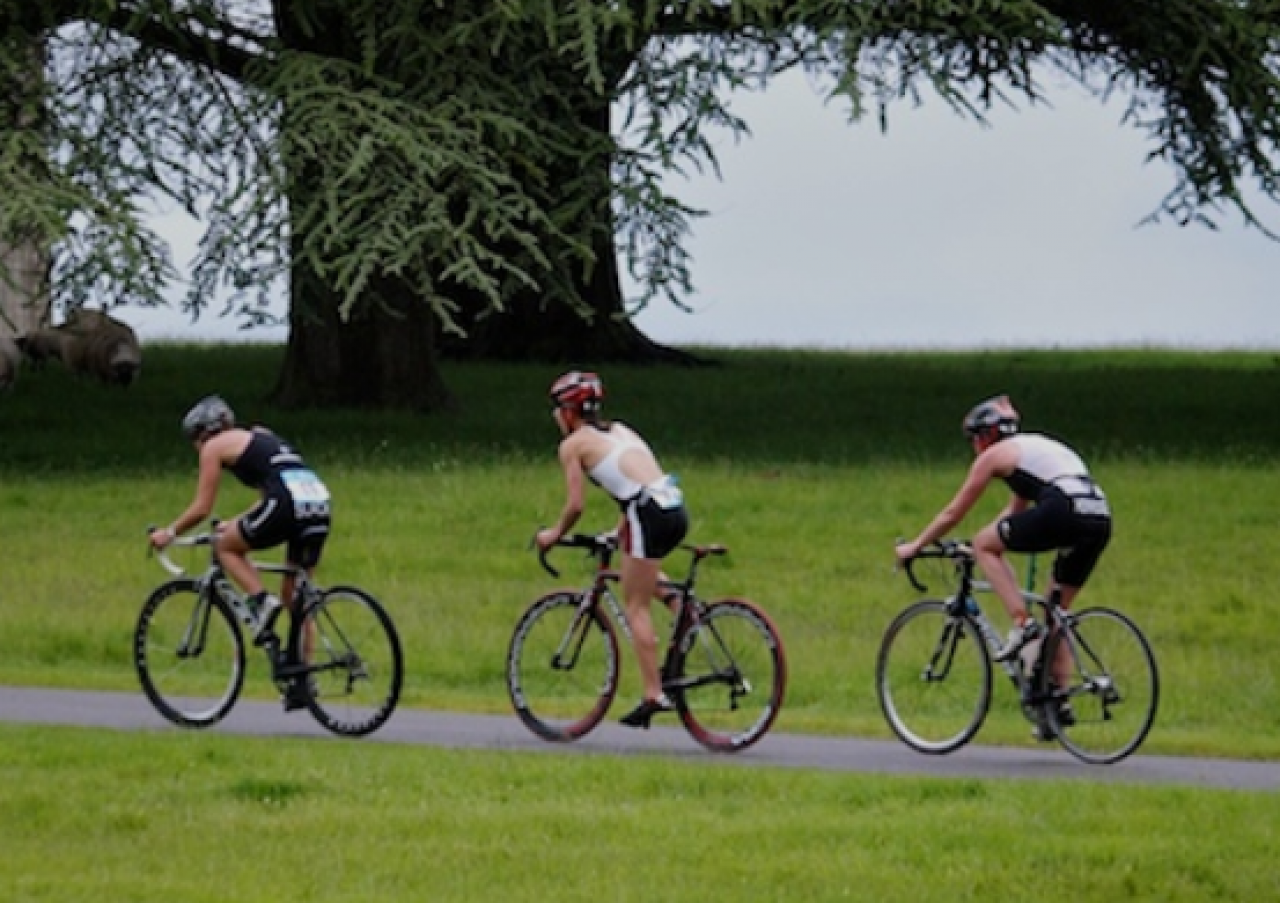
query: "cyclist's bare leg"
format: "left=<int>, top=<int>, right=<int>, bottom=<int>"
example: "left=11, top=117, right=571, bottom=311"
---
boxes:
left=1049, top=583, right=1082, bottom=686
left=654, top=569, right=680, bottom=613
left=215, top=520, right=264, bottom=597
left=973, top=524, right=1029, bottom=625
left=281, top=566, right=319, bottom=654
left=621, top=553, right=664, bottom=702
left=281, top=569, right=301, bottom=614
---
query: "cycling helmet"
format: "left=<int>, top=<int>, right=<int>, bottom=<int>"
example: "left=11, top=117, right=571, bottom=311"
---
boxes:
left=549, top=371, right=604, bottom=413
left=962, top=395, right=1019, bottom=442
left=182, top=395, right=235, bottom=440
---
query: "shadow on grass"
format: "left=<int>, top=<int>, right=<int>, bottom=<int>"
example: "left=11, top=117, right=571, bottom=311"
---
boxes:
left=4, top=344, right=1279, bottom=474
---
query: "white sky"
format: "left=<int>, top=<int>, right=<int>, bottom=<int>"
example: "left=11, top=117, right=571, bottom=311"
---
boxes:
left=127, top=71, right=1279, bottom=349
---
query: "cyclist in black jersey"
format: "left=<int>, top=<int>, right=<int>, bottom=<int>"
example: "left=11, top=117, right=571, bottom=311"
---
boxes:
left=149, top=396, right=332, bottom=658
left=894, top=395, right=1112, bottom=679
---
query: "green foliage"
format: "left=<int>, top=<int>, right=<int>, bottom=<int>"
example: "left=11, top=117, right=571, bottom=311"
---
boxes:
left=4, top=1, right=1280, bottom=328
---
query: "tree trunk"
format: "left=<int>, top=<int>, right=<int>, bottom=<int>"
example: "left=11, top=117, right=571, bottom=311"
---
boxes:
left=268, top=4, right=454, bottom=411
left=272, top=268, right=455, bottom=411
left=0, top=242, right=49, bottom=338
left=441, top=91, right=694, bottom=365
left=441, top=225, right=692, bottom=364
left=0, top=34, right=50, bottom=338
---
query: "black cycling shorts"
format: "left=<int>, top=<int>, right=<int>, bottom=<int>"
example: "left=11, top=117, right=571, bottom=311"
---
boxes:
left=620, top=497, right=689, bottom=561
left=239, top=493, right=331, bottom=569
left=998, top=491, right=1112, bottom=588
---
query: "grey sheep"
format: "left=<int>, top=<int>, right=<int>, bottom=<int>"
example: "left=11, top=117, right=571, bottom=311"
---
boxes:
left=15, top=328, right=67, bottom=368
left=60, top=311, right=142, bottom=386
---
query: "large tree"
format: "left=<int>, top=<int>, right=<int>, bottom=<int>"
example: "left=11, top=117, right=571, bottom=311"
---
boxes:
left=4, top=2, right=1280, bottom=407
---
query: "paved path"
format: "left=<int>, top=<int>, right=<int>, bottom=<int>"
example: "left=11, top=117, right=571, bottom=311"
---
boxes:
left=2, top=686, right=1277, bottom=791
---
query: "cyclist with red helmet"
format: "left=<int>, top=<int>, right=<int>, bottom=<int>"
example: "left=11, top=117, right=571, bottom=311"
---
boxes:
left=535, top=371, right=690, bottom=729
left=894, top=395, right=1112, bottom=687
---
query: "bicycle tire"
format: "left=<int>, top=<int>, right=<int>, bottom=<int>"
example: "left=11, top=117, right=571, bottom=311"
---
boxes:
left=1042, top=606, right=1159, bottom=765
left=670, top=598, right=787, bottom=753
left=506, top=591, right=620, bottom=742
left=134, top=578, right=246, bottom=728
left=290, top=586, right=403, bottom=738
left=876, top=599, right=992, bottom=755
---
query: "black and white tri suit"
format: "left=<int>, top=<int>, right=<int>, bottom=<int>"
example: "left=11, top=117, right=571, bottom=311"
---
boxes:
left=587, top=423, right=689, bottom=560
left=996, top=433, right=1111, bottom=588
left=228, top=428, right=331, bottom=568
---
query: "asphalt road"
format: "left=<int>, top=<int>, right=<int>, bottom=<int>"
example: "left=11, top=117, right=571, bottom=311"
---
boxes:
left=2, top=686, right=1277, bottom=791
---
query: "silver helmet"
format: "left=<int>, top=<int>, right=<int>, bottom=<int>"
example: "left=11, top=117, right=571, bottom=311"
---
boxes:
left=181, top=395, right=234, bottom=440
left=962, top=395, right=1019, bottom=442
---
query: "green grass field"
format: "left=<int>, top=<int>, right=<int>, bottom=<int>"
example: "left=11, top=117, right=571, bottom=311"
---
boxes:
left=2, top=723, right=1276, bottom=903
left=1, top=345, right=1277, bottom=901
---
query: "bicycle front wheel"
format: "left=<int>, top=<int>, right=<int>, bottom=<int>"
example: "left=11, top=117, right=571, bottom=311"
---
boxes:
left=506, top=591, right=620, bottom=742
left=1043, top=607, right=1159, bottom=765
left=876, top=600, right=992, bottom=754
left=292, top=586, right=404, bottom=738
left=134, top=578, right=245, bottom=728
left=671, top=599, right=787, bottom=753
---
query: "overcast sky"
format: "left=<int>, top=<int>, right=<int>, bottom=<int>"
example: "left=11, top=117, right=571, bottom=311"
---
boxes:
left=128, top=71, right=1278, bottom=350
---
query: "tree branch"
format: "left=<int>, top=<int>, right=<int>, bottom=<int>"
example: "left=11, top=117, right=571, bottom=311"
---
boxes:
left=90, top=2, right=269, bottom=83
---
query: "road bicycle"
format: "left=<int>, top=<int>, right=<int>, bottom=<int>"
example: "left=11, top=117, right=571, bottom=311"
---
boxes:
left=134, top=525, right=404, bottom=737
left=877, top=540, right=1159, bottom=765
left=506, top=532, right=787, bottom=752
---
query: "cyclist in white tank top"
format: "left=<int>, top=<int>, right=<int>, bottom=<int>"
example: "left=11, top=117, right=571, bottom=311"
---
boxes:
left=586, top=424, right=649, bottom=501
left=895, top=395, right=1112, bottom=701
left=535, top=372, right=690, bottom=730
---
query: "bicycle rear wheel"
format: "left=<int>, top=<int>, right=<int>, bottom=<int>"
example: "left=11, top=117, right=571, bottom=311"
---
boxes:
left=292, top=586, right=403, bottom=738
left=506, top=591, right=620, bottom=742
left=1043, top=606, right=1159, bottom=765
left=671, top=599, right=787, bottom=752
left=134, top=578, right=245, bottom=728
left=876, top=599, right=992, bottom=754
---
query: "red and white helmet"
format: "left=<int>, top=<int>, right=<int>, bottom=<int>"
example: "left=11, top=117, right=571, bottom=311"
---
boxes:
left=549, top=371, right=604, bottom=412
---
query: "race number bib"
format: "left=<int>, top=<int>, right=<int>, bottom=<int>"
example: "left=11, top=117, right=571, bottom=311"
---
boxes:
left=644, top=476, right=684, bottom=510
left=282, top=468, right=331, bottom=518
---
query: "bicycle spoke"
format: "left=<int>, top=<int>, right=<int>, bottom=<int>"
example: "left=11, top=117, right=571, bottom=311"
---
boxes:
left=877, top=600, right=992, bottom=754
left=295, top=587, right=403, bottom=737
left=507, top=592, right=619, bottom=742
left=134, top=579, right=245, bottom=728
left=1045, top=607, right=1159, bottom=764
left=674, top=599, right=786, bottom=752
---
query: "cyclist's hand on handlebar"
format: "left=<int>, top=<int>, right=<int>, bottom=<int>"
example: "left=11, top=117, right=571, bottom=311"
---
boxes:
left=894, top=539, right=922, bottom=564
left=149, top=526, right=176, bottom=550
left=533, top=527, right=560, bottom=553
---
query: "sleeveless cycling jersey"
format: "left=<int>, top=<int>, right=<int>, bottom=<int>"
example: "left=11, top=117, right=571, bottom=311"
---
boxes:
left=586, top=424, right=650, bottom=502
left=228, top=428, right=331, bottom=566
left=996, top=433, right=1111, bottom=588
left=1002, top=433, right=1100, bottom=503
left=227, top=429, right=308, bottom=493
left=584, top=423, right=687, bottom=559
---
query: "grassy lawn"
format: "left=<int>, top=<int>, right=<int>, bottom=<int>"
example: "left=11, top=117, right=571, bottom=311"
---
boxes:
left=1, top=723, right=1276, bottom=903
left=2, top=345, right=1278, bottom=901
